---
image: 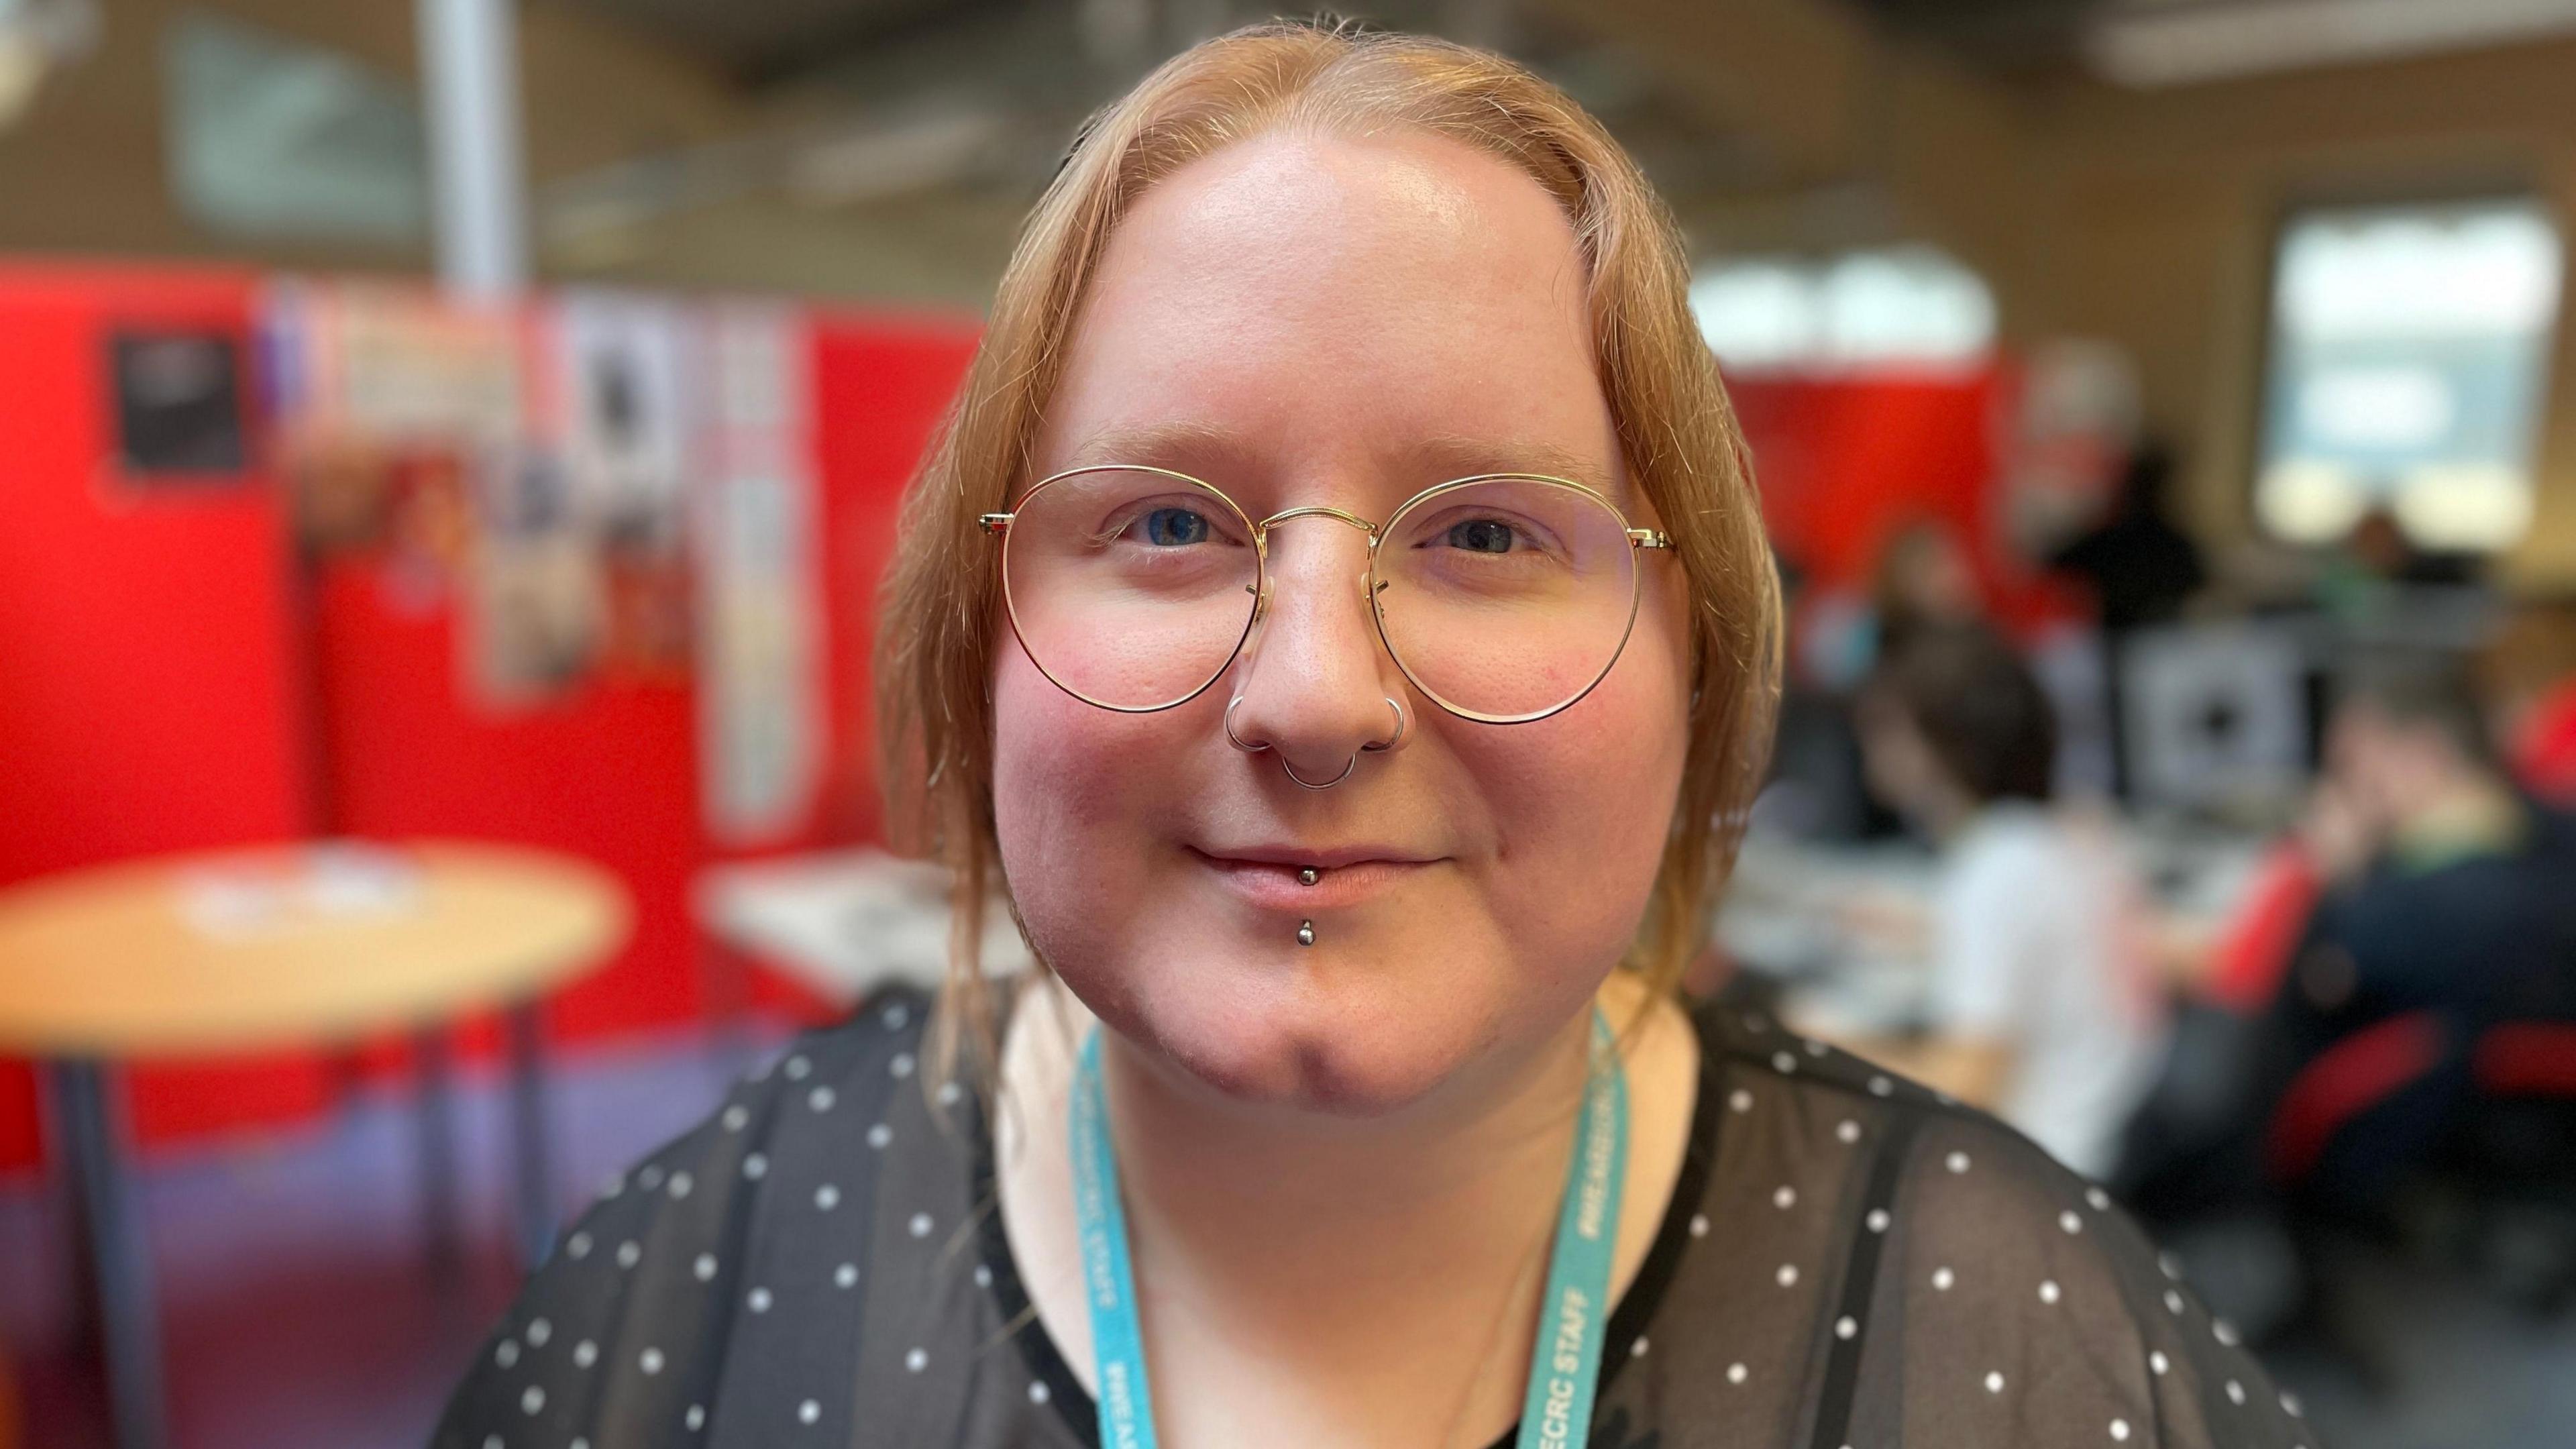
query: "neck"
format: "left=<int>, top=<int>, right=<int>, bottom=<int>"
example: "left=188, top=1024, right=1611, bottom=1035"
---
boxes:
left=2391, top=769, right=2522, bottom=864
left=996, top=971, right=1695, bottom=1449
left=1100, top=1002, right=1597, bottom=1295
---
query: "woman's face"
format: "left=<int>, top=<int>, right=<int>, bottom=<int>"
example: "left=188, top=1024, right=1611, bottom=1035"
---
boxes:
left=992, top=128, right=1693, bottom=1115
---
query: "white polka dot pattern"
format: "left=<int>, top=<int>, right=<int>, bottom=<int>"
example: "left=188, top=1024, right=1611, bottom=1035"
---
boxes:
left=429, top=992, right=2312, bottom=1449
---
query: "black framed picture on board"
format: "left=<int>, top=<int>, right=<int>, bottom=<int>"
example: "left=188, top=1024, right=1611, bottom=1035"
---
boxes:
left=107, top=326, right=251, bottom=482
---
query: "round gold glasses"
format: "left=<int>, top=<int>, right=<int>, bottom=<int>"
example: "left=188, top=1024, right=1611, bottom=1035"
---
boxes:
left=979, top=464, right=1672, bottom=726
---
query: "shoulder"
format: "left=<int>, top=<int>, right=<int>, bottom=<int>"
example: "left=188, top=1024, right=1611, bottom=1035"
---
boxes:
left=1666, top=1003, right=2313, bottom=1448
left=430, top=987, right=947, bottom=1449
left=1951, top=806, right=2076, bottom=880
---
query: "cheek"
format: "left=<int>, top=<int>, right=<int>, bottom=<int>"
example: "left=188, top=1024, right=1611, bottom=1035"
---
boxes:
left=988, top=649, right=1179, bottom=960
left=1444, top=586, right=1692, bottom=952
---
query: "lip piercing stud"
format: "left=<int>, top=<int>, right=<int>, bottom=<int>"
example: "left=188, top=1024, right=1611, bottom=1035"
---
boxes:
left=1297, top=920, right=1316, bottom=947
left=1299, top=867, right=1319, bottom=885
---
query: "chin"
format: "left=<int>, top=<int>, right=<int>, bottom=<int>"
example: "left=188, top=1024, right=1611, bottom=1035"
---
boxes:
left=1050, top=908, right=1572, bottom=1120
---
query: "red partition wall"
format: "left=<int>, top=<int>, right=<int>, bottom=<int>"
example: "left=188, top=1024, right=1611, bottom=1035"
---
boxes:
left=807, top=312, right=981, bottom=849
left=307, top=310, right=985, bottom=1049
left=308, top=564, right=710, bottom=1046
left=1729, top=369, right=2078, bottom=633
left=0, top=266, right=323, bottom=1167
left=0, top=264, right=984, bottom=1173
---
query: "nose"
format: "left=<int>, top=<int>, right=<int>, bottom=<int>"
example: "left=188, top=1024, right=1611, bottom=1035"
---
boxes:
left=1224, top=515, right=1410, bottom=784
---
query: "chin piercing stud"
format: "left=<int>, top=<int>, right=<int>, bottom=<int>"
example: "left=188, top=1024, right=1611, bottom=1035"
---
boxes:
left=1298, top=867, right=1319, bottom=885
left=1297, top=920, right=1316, bottom=947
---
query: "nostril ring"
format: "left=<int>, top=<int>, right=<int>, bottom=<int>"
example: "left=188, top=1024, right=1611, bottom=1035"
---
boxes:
left=1360, top=695, right=1409, bottom=753
left=1224, top=695, right=1268, bottom=755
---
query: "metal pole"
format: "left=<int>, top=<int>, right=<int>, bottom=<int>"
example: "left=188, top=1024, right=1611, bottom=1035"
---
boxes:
left=413, top=1028, right=464, bottom=1287
left=506, top=1002, right=557, bottom=1273
left=54, top=1061, right=167, bottom=1449
left=417, top=0, right=529, bottom=299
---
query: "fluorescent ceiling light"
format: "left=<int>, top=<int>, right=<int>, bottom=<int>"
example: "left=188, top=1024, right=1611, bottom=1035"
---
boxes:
left=2086, top=0, right=2576, bottom=88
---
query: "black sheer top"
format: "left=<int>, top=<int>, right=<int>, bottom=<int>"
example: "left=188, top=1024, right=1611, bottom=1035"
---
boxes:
left=434, top=986, right=2314, bottom=1448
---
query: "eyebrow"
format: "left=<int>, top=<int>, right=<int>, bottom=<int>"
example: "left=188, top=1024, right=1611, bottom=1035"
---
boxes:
left=1051, top=424, right=1631, bottom=508
left=1055, top=421, right=1248, bottom=478
left=1397, top=433, right=1628, bottom=504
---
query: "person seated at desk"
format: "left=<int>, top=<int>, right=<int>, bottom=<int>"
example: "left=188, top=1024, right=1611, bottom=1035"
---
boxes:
left=1849, top=624, right=2167, bottom=1179
left=2128, top=657, right=2576, bottom=1223
left=2253, top=659, right=2576, bottom=1212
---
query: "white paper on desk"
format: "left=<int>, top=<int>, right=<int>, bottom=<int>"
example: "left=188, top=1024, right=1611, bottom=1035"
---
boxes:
left=176, top=845, right=423, bottom=941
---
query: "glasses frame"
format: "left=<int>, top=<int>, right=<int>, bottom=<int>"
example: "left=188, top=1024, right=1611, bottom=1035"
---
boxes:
left=979, top=463, right=1674, bottom=725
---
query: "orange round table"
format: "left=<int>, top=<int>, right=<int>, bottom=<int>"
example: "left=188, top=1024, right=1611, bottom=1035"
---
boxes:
left=0, top=839, right=631, bottom=1449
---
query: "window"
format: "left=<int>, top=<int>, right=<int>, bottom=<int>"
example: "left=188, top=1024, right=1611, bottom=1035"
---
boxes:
left=162, top=11, right=425, bottom=244
left=2255, top=197, right=2563, bottom=552
left=1689, top=246, right=1995, bottom=374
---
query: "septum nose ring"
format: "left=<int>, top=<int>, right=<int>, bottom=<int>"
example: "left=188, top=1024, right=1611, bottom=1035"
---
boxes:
left=1224, top=694, right=1409, bottom=788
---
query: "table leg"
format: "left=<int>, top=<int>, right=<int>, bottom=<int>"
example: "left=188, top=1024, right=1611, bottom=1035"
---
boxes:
left=505, top=1003, right=555, bottom=1274
left=52, top=1060, right=167, bottom=1449
left=697, top=931, right=761, bottom=1076
left=414, top=1028, right=463, bottom=1284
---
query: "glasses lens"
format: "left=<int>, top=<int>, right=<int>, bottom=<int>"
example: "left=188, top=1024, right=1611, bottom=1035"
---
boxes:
left=1374, top=477, right=1641, bottom=722
left=1000, top=468, right=1258, bottom=710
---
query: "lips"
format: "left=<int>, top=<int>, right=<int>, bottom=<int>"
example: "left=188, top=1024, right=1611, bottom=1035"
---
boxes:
left=1189, top=846, right=1442, bottom=911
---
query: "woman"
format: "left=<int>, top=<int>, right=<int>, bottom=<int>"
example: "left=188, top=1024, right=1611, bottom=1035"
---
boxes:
left=436, top=24, right=2304, bottom=1449
left=1849, top=623, right=2166, bottom=1180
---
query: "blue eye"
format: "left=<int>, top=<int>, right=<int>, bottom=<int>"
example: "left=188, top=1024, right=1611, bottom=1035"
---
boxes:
left=1141, top=508, right=1212, bottom=545
left=1445, top=519, right=1517, bottom=553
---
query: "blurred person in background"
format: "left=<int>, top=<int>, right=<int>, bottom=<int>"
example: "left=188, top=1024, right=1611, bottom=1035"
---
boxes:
left=2041, top=439, right=2206, bottom=798
left=1783, top=518, right=1990, bottom=839
left=2128, top=657, right=2576, bottom=1246
left=1862, top=516, right=1983, bottom=675
left=1793, top=516, right=1982, bottom=698
left=2318, top=505, right=2482, bottom=613
left=1851, top=623, right=2167, bottom=1179
left=434, top=23, right=2298, bottom=1449
left=2045, top=439, right=2206, bottom=637
left=2254, top=660, right=2576, bottom=1217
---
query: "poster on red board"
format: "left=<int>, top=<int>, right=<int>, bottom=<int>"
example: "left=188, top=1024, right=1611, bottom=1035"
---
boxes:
left=693, top=303, right=824, bottom=845
left=547, top=291, right=694, bottom=685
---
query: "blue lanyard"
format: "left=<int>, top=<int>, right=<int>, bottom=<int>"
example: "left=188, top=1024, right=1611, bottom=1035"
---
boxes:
left=1069, top=1012, right=1630, bottom=1449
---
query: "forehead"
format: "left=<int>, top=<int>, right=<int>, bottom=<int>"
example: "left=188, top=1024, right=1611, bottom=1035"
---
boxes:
left=1036, top=127, right=1623, bottom=505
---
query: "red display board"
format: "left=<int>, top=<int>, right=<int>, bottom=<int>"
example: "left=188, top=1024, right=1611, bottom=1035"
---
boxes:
left=0, top=266, right=322, bottom=1167
left=1729, top=368, right=2078, bottom=634
left=0, top=264, right=981, bottom=1174
left=808, top=312, right=982, bottom=847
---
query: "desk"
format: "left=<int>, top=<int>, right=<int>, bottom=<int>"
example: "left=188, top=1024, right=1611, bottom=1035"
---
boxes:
left=694, top=848, right=1029, bottom=1009
left=1717, top=820, right=2266, bottom=1042
left=0, top=840, right=630, bottom=1449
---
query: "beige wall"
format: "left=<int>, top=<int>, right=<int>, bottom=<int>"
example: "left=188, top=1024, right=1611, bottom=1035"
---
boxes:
left=7, top=3, right=2573, bottom=582
left=1585, top=1, right=2576, bottom=591
left=2015, top=41, right=2576, bottom=590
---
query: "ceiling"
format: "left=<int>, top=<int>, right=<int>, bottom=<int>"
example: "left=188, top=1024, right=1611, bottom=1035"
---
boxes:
left=558, top=0, right=2576, bottom=93
left=559, top=0, right=2143, bottom=87
left=1852, top=0, right=2106, bottom=74
left=550, top=0, right=1015, bottom=85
